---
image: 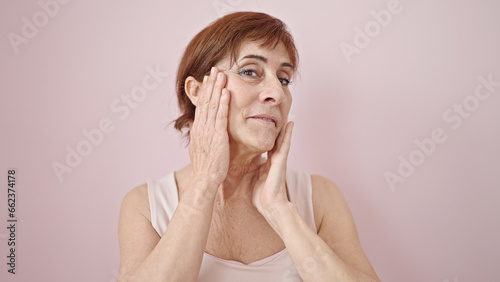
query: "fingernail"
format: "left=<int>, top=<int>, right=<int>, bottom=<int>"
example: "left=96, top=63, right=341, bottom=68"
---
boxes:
left=203, top=75, right=208, bottom=82
left=211, top=67, right=215, bottom=75
left=217, top=72, right=223, bottom=79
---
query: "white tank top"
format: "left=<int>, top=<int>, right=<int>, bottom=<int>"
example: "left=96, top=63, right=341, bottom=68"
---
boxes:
left=147, top=169, right=316, bottom=282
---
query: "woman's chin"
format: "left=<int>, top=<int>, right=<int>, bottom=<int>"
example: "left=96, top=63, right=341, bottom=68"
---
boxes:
left=249, top=135, right=277, bottom=153
left=230, top=134, right=277, bottom=155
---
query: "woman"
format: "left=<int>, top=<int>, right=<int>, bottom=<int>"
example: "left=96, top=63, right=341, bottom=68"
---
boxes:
left=118, top=12, right=380, bottom=282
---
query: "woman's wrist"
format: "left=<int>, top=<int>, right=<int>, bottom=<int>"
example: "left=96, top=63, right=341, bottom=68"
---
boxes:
left=260, top=201, right=298, bottom=236
left=180, top=178, right=219, bottom=210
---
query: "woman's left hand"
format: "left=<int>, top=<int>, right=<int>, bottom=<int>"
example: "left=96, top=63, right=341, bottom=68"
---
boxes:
left=252, top=121, right=294, bottom=216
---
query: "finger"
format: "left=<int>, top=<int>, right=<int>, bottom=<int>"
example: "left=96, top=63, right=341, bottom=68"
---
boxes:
left=207, top=71, right=226, bottom=126
left=269, top=121, right=288, bottom=157
left=269, top=122, right=294, bottom=166
left=193, top=75, right=207, bottom=125
left=266, top=124, right=285, bottom=170
left=215, top=88, right=230, bottom=132
left=195, top=67, right=217, bottom=125
left=279, top=122, right=294, bottom=157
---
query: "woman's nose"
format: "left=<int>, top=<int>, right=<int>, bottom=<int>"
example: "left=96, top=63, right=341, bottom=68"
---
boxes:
left=259, top=77, right=285, bottom=104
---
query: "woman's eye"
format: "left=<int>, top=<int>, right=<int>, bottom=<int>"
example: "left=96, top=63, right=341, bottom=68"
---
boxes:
left=238, top=68, right=291, bottom=86
left=279, top=77, right=291, bottom=86
left=238, top=69, right=258, bottom=77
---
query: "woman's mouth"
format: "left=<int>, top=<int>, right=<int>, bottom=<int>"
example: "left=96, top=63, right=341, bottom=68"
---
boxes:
left=248, top=115, right=277, bottom=126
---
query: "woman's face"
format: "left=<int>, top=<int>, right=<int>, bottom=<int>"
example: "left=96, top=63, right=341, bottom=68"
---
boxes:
left=216, top=40, right=294, bottom=154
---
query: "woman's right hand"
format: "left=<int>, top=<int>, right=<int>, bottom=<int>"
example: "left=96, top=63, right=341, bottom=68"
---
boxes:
left=188, top=67, right=231, bottom=196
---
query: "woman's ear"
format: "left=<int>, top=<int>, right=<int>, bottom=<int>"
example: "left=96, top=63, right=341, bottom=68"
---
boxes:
left=185, top=76, right=202, bottom=106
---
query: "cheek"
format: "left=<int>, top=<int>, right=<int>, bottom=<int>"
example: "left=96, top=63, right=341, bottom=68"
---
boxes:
left=225, top=76, right=256, bottom=109
left=283, top=94, right=293, bottom=114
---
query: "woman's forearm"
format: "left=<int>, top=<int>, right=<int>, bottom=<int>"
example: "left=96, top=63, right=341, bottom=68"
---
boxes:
left=262, top=202, right=379, bottom=282
left=125, top=183, right=216, bottom=282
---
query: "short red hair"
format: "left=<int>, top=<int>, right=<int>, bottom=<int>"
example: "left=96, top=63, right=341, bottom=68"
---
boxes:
left=174, top=11, right=299, bottom=137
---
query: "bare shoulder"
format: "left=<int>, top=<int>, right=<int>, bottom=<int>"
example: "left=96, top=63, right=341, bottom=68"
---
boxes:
left=120, top=183, right=151, bottom=222
left=310, top=174, right=379, bottom=280
left=311, top=175, right=358, bottom=245
left=310, top=174, right=340, bottom=195
left=310, top=174, right=353, bottom=233
left=118, top=183, right=161, bottom=278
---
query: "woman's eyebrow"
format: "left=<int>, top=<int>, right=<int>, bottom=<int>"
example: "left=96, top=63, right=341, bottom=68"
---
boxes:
left=239, top=54, right=294, bottom=69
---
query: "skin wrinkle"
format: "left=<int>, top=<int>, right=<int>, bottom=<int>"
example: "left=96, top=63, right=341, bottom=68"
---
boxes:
left=209, top=199, right=256, bottom=260
left=196, top=40, right=293, bottom=263
left=118, top=33, right=380, bottom=280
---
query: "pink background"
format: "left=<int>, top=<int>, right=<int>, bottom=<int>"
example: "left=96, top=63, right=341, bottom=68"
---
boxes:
left=1, top=0, right=499, bottom=281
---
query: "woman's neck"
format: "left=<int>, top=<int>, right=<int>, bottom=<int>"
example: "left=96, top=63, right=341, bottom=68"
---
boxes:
left=215, top=152, right=263, bottom=205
